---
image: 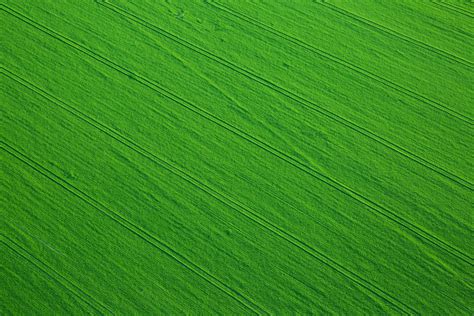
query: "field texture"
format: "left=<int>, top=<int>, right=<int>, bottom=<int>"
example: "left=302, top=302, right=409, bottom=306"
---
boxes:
left=1, top=0, right=473, bottom=314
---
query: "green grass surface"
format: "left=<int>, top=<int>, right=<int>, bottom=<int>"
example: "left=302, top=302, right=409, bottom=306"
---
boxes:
left=1, top=0, right=473, bottom=314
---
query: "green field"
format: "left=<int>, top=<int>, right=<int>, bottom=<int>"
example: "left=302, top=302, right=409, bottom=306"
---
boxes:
left=1, top=0, right=473, bottom=314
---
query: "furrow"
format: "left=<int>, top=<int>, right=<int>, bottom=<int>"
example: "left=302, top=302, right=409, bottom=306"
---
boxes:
left=2, top=4, right=471, bottom=265
left=316, top=1, right=474, bottom=68
left=208, top=0, right=473, bottom=124
left=1, top=71, right=414, bottom=316
left=0, top=141, right=266, bottom=315
left=101, top=0, right=474, bottom=189
left=0, top=233, right=110, bottom=315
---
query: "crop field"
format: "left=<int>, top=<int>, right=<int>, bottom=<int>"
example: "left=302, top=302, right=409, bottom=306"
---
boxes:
left=1, top=0, right=473, bottom=314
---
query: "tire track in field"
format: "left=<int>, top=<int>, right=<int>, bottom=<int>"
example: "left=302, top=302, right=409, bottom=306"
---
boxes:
left=0, top=75, right=415, bottom=316
left=100, top=0, right=474, bottom=189
left=432, top=1, right=474, bottom=18
left=2, top=5, right=471, bottom=266
left=314, top=1, right=474, bottom=68
left=0, top=233, right=110, bottom=315
left=0, top=141, right=267, bottom=316
left=207, top=0, right=473, bottom=123
left=93, top=3, right=474, bottom=262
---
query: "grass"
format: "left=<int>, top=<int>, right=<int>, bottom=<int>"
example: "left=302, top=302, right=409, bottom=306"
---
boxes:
left=1, top=0, right=472, bottom=314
